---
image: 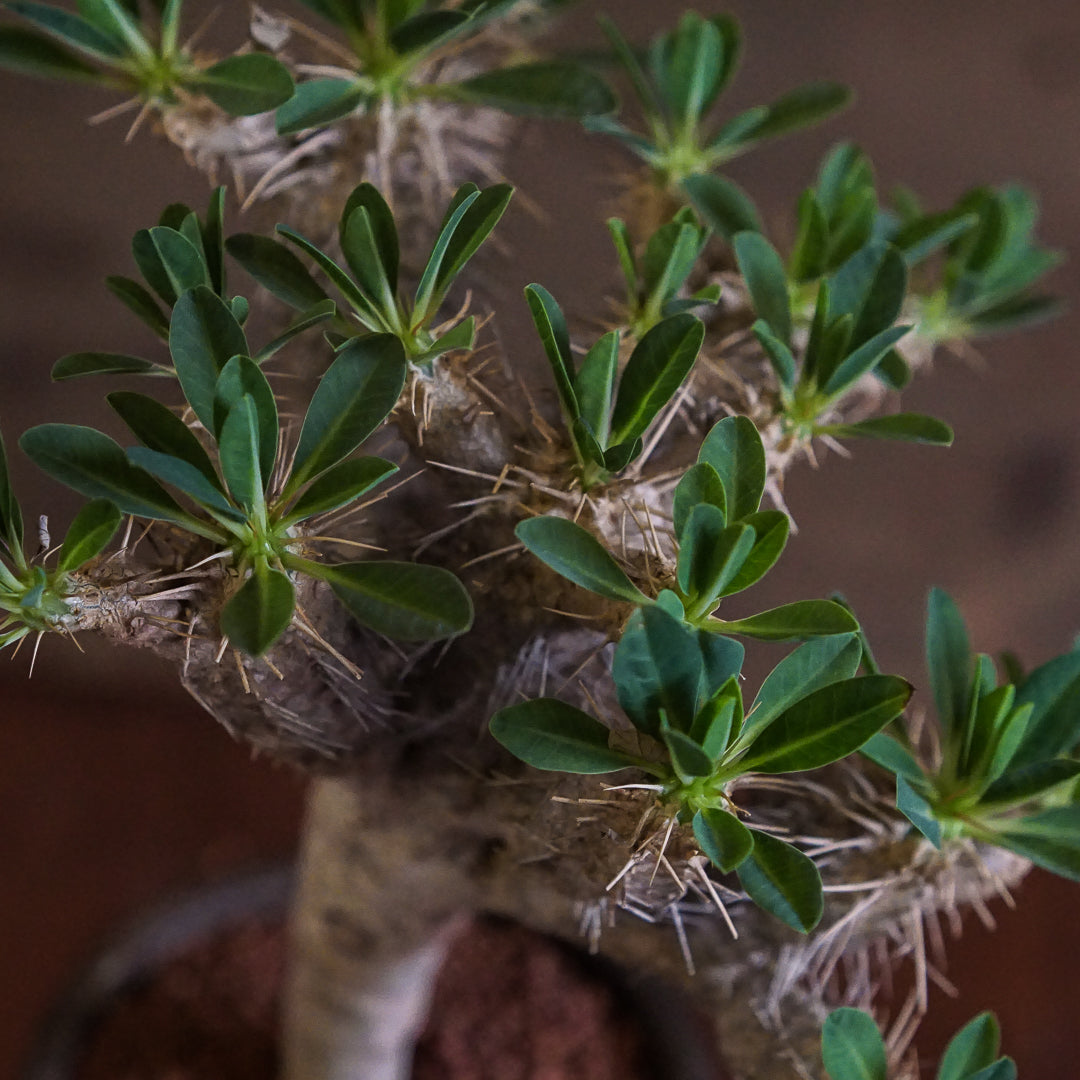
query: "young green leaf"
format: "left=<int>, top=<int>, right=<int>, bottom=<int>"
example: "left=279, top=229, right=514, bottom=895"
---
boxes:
left=692, top=807, right=754, bottom=873
left=672, top=461, right=727, bottom=540
left=306, top=559, right=473, bottom=640
left=927, top=587, right=972, bottom=743
left=820, top=325, right=912, bottom=399
left=677, top=510, right=754, bottom=613
left=711, top=599, right=857, bottom=641
left=274, top=78, right=368, bottom=136
left=213, top=355, right=278, bottom=482
left=608, top=313, right=704, bottom=446
left=515, top=516, right=649, bottom=604
left=184, top=53, right=295, bottom=117
left=5, top=2, right=125, bottom=61
left=680, top=173, right=762, bottom=240
left=126, top=447, right=245, bottom=523
left=574, top=331, right=619, bottom=448
left=820, top=1008, right=888, bottom=1080
left=490, top=698, right=642, bottom=774
left=442, top=62, right=617, bottom=119
left=733, top=231, right=792, bottom=345
left=989, top=806, right=1080, bottom=881
left=289, top=334, right=407, bottom=488
left=737, top=675, right=911, bottom=775
left=225, top=233, right=331, bottom=312
left=0, top=25, right=102, bottom=82
left=734, top=81, right=852, bottom=149
left=752, top=319, right=797, bottom=392
left=218, top=396, right=264, bottom=513
left=697, top=415, right=765, bottom=522
left=662, top=722, right=714, bottom=782
left=220, top=564, right=296, bottom=657
left=524, top=283, right=577, bottom=420
left=51, top=352, right=159, bottom=380
left=0, top=422, right=24, bottom=557
left=859, top=732, right=926, bottom=786
left=980, top=759, right=1080, bottom=809
left=106, top=275, right=170, bottom=339
left=56, top=498, right=122, bottom=573
left=818, top=414, right=954, bottom=446
left=1010, top=650, right=1080, bottom=766
left=737, top=829, right=823, bottom=932
left=718, top=510, right=789, bottom=596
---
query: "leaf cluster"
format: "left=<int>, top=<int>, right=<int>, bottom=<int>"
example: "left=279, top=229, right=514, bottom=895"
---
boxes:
left=587, top=11, right=850, bottom=197
left=607, top=207, right=720, bottom=336
left=276, top=0, right=614, bottom=135
left=229, top=181, right=511, bottom=367
left=525, top=283, right=704, bottom=487
left=822, top=1008, right=1015, bottom=1080
left=0, top=424, right=122, bottom=651
left=0, top=0, right=293, bottom=115
left=863, top=589, right=1080, bottom=881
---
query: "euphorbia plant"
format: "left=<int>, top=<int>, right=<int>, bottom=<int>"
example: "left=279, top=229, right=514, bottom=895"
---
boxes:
left=1, top=4, right=1076, bottom=1080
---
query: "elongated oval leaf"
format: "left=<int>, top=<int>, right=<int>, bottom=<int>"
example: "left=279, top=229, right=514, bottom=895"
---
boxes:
left=220, top=564, right=295, bottom=656
left=980, top=759, right=1080, bottom=808
left=524, top=283, right=577, bottom=420
left=0, top=25, right=102, bottom=81
left=693, top=807, right=753, bottom=873
left=859, top=732, right=926, bottom=786
left=574, top=331, right=619, bottom=448
left=737, top=81, right=852, bottom=148
left=672, top=461, right=726, bottom=540
left=126, top=447, right=245, bottom=522
left=697, top=415, right=765, bottom=522
left=290, top=334, right=407, bottom=488
left=819, top=413, right=953, bottom=445
left=52, top=352, right=159, bottom=380
left=820, top=1008, right=888, bottom=1080
left=0, top=422, right=22, bottom=556
left=105, top=275, right=170, bottom=339
left=736, top=829, right=823, bottom=932
left=170, top=286, right=248, bottom=429
left=282, top=456, right=397, bottom=523
left=609, top=313, right=704, bottom=446
left=661, top=723, right=713, bottom=781
left=274, top=77, right=368, bottom=136
left=992, top=806, right=1080, bottom=882
left=341, top=182, right=399, bottom=295
left=680, top=173, right=762, bottom=240
left=490, top=698, right=640, bottom=774
left=821, top=324, right=912, bottom=399
left=738, top=675, right=912, bottom=775
left=677, top=511, right=754, bottom=611
left=6, top=1, right=125, bottom=60
left=938, top=1013, right=1001, bottom=1080
left=20, top=424, right=194, bottom=525
left=515, top=516, right=648, bottom=604
left=309, top=559, right=473, bottom=640
left=56, top=498, right=121, bottom=572
left=712, top=599, right=858, bottom=642
left=1010, top=650, right=1080, bottom=766
left=218, top=396, right=263, bottom=512
left=225, top=233, right=330, bottom=312
left=214, top=355, right=278, bottom=482
left=719, top=510, right=789, bottom=597
left=148, top=226, right=210, bottom=297
left=734, top=231, right=792, bottom=344
left=430, top=183, right=514, bottom=307
left=896, top=774, right=942, bottom=848
left=186, top=53, right=294, bottom=116
left=926, top=587, right=972, bottom=743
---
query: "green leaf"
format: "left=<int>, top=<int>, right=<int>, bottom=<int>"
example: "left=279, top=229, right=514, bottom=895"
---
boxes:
left=788, top=191, right=828, bottom=283
left=743, top=633, right=863, bottom=746
left=819, top=413, right=953, bottom=446
left=697, top=415, right=765, bottom=522
left=307, top=559, right=473, bottom=640
left=218, top=396, right=263, bottom=512
left=126, top=447, right=245, bottom=522
left=896, top=774, right=942, bottom=848
left=515, top=516, right=648, bottom=604
left=752, top=319, right=797, bottom=391
left=341, top=182, right=399, bottom=296
left=290, top=334, right=407, bottom=487
left=220, top=564, right=295, bottom=656
left=662, top=721, right=713, bottom=781
left=170, top=286, right=248, bottom=430
left=0, top=25, right=102, bottom=81
left=693, top=808, right=754, bottom=873
left=490, top=698, right=641, bottom=774
left=51, top=352, right=159, bottom=380
left=828, top=241, right=907, bottom=349
left=6, top=1, right=125, bottom=60
left=820, top=1008, right=888, bottom=1080
left=254, top=299, right=337, bottom=364
left=735, top=81, right=852, bottom=148
left=225, top=233, right=330, bottom=312
left=0, top=423, right=23, bottom=557
left=389, top=9, right=468, bottom=54
left=859, top=732, right=926, bottom=786
left=411, top=316, right=476, bottom=364
left=201, top=187, right=227, bottom=298
left=609, top=313, right=703, bottom=446
left=524, top=284, right=577, bottom=420
left=691, top=681, right=740, bottom=758
left=733, top=231, right=791, bottom=345
left=107, top=390, right=222, bottom=492
left=444, top=61, right=617, bottom=118
left=738, top=675, right=911, bottom=775
left=56, top=498, right=121, bottom=572
left=677, top=510, right=754, bottom=612
left=713, top=599, right=858, bottom=643
left=672, top=461, right=726, bottom=540
left=186, top=53, right=294, bottom=116
left=980, top=759, right=1080, bottom=808
left=282, top=456, right=397, bottom=523
left=411, top=185, right=481, bottom=320
left=964, top=1061, right=1016, bottom=1080
left=926, top=587, right=972, bottom=744
left=574, top=331, right=619, bottom=449
left=719, top=510, right=789, bottom=596
left=213, top=355, right=278, bottom=482
left=937, top=1013, right=1001, bottom=1080
left=1010, top=650, right=1080, bottom=766
left=105, top=276, right=170, bottom=339
left=20, top=424, right=196, bottom=526
left=612, top=604, right=703, bottom=737
left=736, top=829, right=823, bottom=932
left=274, top=77, right=368, bottom=136
left=820, top=324, right=911, bottom=399
left=148, top=226, right=210, bottom=296
left=968, top=293, right=1062, bottom=336
left=991, top=806, right=1080, bottom=881
left=680, top=173, right=762, bottom=240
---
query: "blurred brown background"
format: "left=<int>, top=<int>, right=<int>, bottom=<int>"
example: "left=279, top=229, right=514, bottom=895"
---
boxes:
left=1, top=1, right=1078, bottom=1077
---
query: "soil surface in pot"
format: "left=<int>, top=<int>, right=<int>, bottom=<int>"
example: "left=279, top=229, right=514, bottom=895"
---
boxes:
left=78, top=916, right=656, bottom=1080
